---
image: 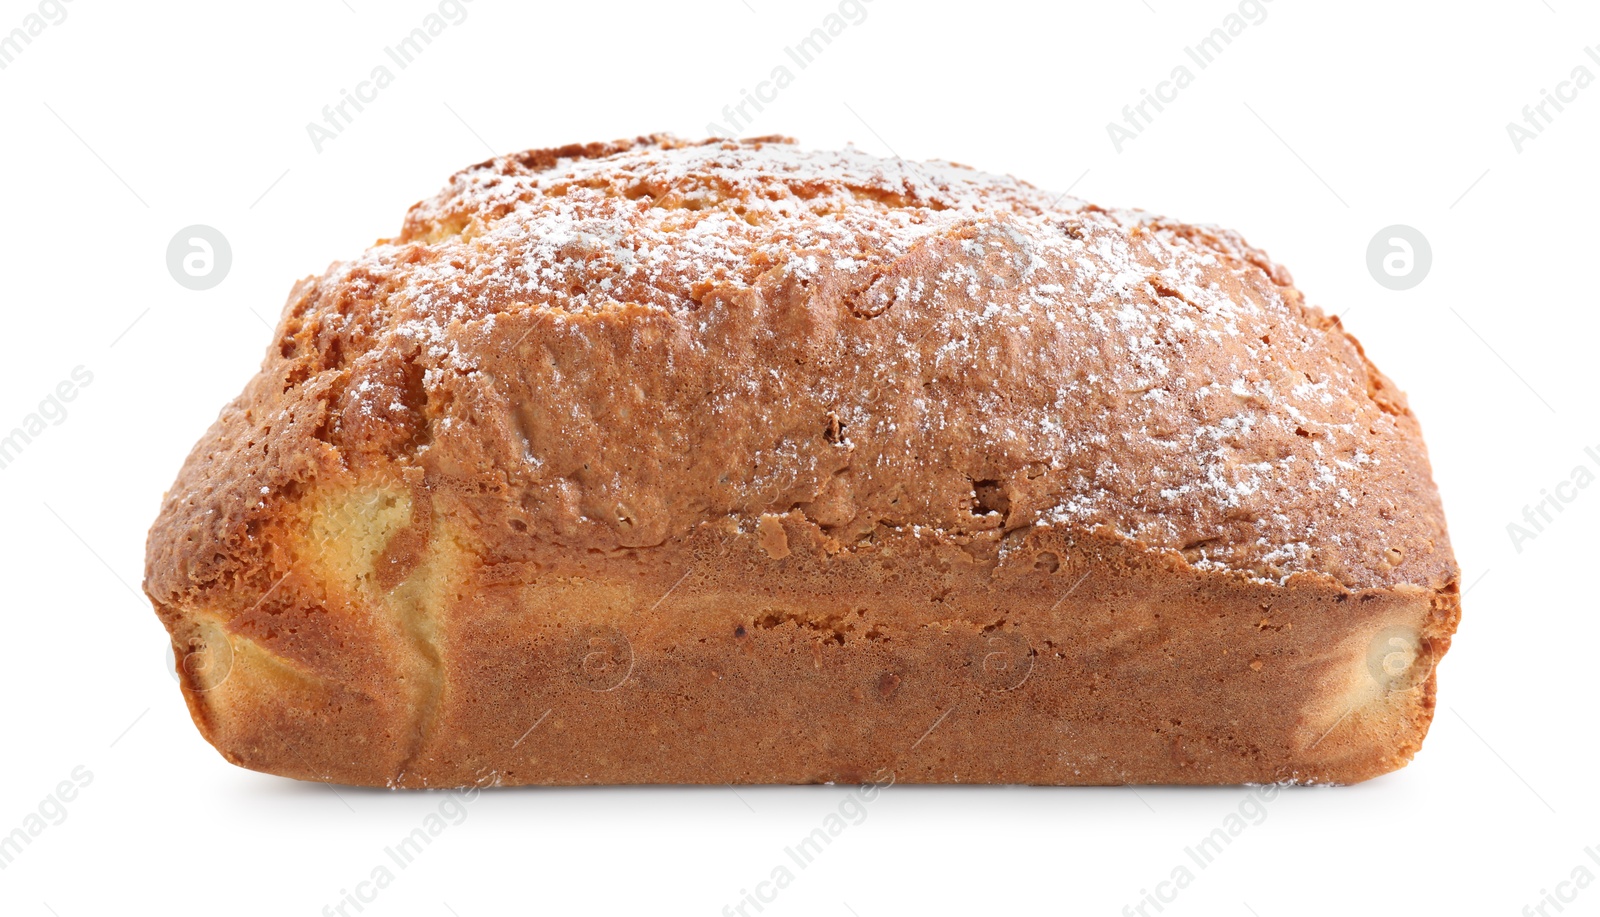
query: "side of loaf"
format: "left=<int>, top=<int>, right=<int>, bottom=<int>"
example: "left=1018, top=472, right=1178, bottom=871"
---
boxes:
left=143, top=135, right=1460, bottom=787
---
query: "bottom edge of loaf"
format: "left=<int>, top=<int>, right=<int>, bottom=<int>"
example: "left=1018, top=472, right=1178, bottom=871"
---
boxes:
left=157, top=518, right=1455, bottom=789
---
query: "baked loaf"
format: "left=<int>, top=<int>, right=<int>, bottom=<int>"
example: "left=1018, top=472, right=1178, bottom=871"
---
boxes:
left=144, top=135, right=1460, bottom=787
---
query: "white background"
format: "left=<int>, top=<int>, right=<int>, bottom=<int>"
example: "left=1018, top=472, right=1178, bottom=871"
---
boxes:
left=1, top=1, right=1595, bottom=915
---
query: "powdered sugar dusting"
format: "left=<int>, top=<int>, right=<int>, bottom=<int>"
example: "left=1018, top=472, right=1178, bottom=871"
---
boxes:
left=280, top=136, right=1445, bottom=590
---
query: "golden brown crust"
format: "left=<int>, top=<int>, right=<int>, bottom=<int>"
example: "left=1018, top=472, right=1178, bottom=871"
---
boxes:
left=144, top=136, right=1460, bottom=787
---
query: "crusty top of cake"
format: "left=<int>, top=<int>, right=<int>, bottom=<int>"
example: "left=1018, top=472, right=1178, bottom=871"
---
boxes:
left=146, top=135, right=1455, bottom=602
